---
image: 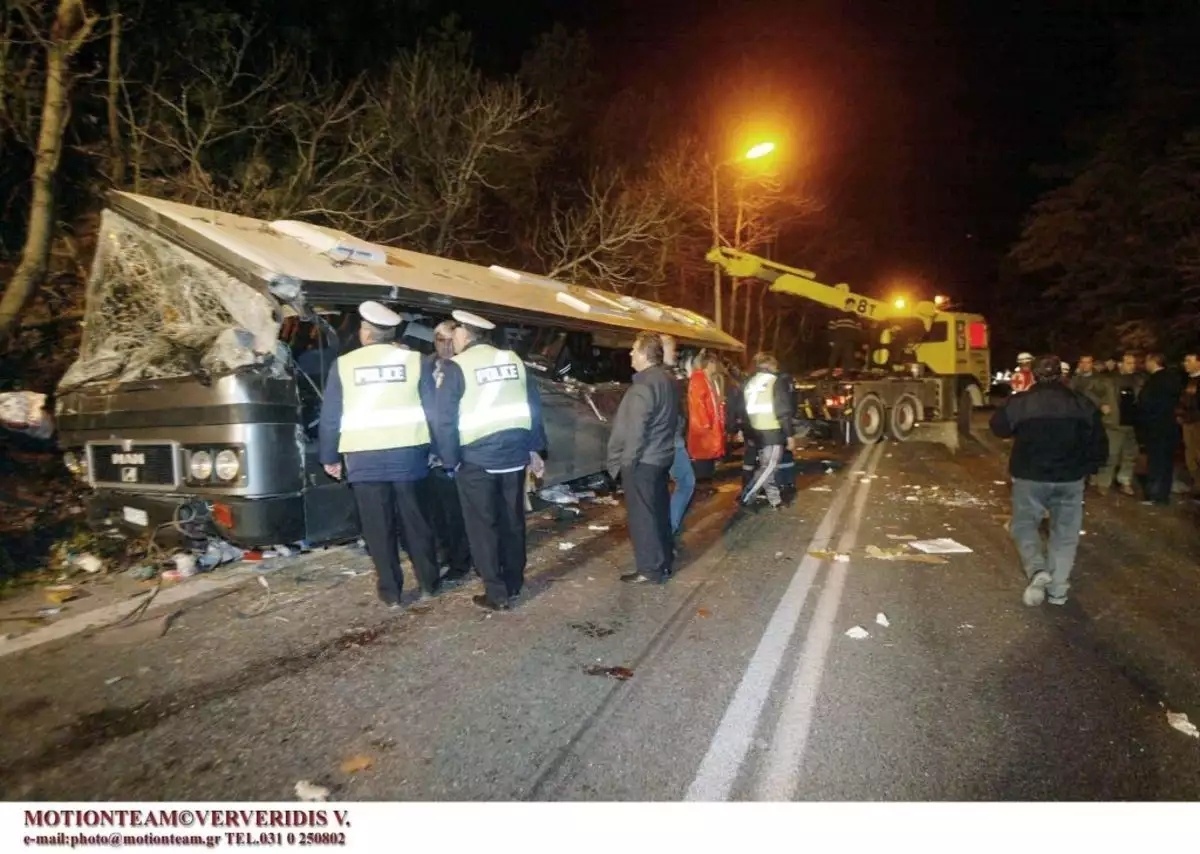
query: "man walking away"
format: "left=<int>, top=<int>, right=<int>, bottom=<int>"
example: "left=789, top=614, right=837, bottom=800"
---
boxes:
left=1180, top=350, right=1200, bottom=501
left=426, top=320, right=472, bottom=581
left=1137, top=352, right=1183, bottom=506
left=1071, top=353, right=1120, bottom=493
left=741, top=352, right=795, bottom=511
left=434, top=311, right=547, bottom=611
left=319, top=301, right=442, bottom=608
left=661, top=335, right=696, bottom=542
left=989, top=355, right=1107, bottom=608
left=607, top=332, right=679, bottom=585
left=1110, top=352, right=1144, bottom=496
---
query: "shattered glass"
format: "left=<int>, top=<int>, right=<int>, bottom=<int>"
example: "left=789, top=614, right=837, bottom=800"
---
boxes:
left=58, top=211, right=282, bottom=392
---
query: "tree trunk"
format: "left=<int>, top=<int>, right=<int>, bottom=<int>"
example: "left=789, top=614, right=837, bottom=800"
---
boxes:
left=772, top=308, right=782, bottom=354
left=755, top=284, right=768, bottom=355
left=106, top=1, right=123, bottom=186
left=0, top=0, right=95, bottom=350
left=742, top=278, right=754, bottom=349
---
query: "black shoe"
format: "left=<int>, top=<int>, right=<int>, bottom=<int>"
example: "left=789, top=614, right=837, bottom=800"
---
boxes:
left=443, top=569, right=472, bottom=584
left=419, top=587, right=440, bottom=601
left=472, top=594, right=511, bottom=611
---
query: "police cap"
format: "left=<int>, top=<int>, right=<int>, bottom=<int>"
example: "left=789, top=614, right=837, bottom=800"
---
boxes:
left=359, top=300, right=401, bottom=328
left=451, top=309, right=495, bottom=331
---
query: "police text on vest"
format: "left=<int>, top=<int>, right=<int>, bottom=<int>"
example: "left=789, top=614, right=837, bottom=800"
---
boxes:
left=474, top=364, right=520, bottom=384
left=353, top=365, right=408, bottom=385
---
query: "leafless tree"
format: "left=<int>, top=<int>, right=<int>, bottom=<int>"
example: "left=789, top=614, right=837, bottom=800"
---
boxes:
left=0, top=0, right=99, bottom=350
left=319, top=41, right=544, bottom=253
left=531, top=170, right=674, bottom=294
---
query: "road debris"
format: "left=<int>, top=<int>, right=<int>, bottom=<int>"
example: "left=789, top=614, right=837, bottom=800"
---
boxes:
left=44, top=585, right=77, bottom=605
left=864, top=545, right=949, bottom=565
left=809, top=486, right=832, bottom=492
left=583, top=664, right=634, bottom=680
left=845, top=626, right=870, bottom=639
left=910, top=538, right=972, bottom=554
left=294, top=780, right=330, bottom=802
left=808, top=549, right=851, bottom=562
left=697, top=608, right=712, bottom=618
left=590, top=495, right=621, bottom=506
left=104, top=675, right=122, bottom=686
left=558, top=542, right=577, bottom=551
left=876, top=613, right=890, bottom=627
left=587, top=524, right=610, bottom=532
left=71, top=554, right=103, bottom=574
left=1167, top=711, right=1199, bottom=739
left=339, top=755, right=374, bottom=774
left=886, top=534, right=916, bottom=540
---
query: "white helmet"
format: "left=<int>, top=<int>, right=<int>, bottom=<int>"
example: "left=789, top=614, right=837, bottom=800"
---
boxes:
left=1060, top=361, right=1070, bottom=372
left=1017, top=352, right=1033, bottom=363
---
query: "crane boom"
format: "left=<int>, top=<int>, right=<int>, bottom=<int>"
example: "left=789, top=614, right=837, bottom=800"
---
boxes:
left=706, top=246, right=940, bottom=330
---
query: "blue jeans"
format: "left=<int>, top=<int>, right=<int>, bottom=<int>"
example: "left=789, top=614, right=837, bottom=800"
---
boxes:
left=669, top=435, right=696, bottom=535
left=1010, top=477, right=1085, bottom=600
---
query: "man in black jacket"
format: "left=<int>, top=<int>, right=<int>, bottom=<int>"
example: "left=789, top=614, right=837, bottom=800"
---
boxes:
left=607, top=332, right=680, bottom=584
left=990, top=354, right=1108, bottom=608
left=1136, top=352, right=1183, bottom=505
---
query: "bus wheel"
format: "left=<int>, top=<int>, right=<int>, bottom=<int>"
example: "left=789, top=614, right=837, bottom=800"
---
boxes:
left=889, top=393, right=920, bottom=442
left=854, top=394, right=886, bottom=444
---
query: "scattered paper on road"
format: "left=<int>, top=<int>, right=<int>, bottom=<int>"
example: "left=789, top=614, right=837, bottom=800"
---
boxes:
left=558, top=542, right=576, bottom=551
left=810, top=486, right=833, bottom=492
left=294, top=780, right=330, bottom=802
left=910, top=538, right=973, bottom=554
left=845, top=626, right=869, bottom=639
left=587, top=524, right=610, bottom=532
left=886, top=534, right=917, bottom=540
left=864, top=545, right=949, bottom=565
left=876, top=613, right=890, bottom=627
left=1167, top=711, right=1199, bottom=739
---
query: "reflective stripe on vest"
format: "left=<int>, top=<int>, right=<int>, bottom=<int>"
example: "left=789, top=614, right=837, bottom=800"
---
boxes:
left=744, top=372, right=780, bottom=431
left=337, top=344, right=430, bottom=453
left=452, top=344, right=532, bottom=446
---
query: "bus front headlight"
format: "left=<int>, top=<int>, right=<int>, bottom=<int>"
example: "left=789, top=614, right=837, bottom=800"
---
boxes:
left=214, top=449, right=241, bottom=482
left=189, top=450, right=213, bottom=481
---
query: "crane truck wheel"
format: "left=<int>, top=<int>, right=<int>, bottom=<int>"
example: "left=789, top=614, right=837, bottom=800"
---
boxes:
left=889, top=393, right=920, bottom=441
left=853, top=394, right=886, bottom=444
left=956, top=385, right=979, bottom=436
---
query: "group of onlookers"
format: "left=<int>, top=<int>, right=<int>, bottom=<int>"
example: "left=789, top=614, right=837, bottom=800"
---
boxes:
left=993, top=347, right=1198, bottom=612
left=1009, top=349, right=1200, bottom=504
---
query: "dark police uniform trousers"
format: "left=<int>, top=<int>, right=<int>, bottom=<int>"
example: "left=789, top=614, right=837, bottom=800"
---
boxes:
left=456, top=463, right=527, bottom=603
left=352, top=478, right=441, bottom=602
left=622, top=461, right=673, bottom=580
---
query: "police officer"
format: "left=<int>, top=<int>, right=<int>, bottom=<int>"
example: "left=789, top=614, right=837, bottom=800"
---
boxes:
left=740, top=352, right=795, bottom=510
left=318, top=301, right=442, bottom=608
left=426, top=320, right=472, bottom=581
left=433, top=310, right=547, bottom=612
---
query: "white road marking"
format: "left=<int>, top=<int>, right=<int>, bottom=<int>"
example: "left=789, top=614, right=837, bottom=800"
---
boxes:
left=754, top=438, right=883, bottom=799
left=684, top=440, right=883, bottom=801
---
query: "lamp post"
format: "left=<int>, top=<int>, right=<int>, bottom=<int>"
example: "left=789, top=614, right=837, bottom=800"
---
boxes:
left=711, top=141, right=776, bottom=331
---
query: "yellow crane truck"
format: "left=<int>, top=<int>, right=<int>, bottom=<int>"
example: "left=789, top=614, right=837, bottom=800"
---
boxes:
left=708, top=247, right=991, bottom=444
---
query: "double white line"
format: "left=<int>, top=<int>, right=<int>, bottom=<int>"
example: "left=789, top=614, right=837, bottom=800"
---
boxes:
left=684, top=440, right=886, bottom=801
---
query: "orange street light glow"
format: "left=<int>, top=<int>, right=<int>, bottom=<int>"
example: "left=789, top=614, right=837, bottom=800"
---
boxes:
left=744, top=142, right=776, bottom=160
left=934, top=295, right=948, bottom=306
left=893, top=297, right=907, bottom=310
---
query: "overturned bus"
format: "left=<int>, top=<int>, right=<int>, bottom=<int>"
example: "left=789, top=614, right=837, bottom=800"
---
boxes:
left=54, top=192, right=743, bottom=548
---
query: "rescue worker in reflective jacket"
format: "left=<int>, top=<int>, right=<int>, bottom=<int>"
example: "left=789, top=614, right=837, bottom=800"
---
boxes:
left=433, top=310, right=548, bottom=612
left=318, top=301, right=442, bottom=608
left=740, top=351, right=796, bottom=510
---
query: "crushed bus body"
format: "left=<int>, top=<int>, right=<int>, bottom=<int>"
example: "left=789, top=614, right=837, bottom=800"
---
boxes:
left=54, top=192, right=743, bottom=548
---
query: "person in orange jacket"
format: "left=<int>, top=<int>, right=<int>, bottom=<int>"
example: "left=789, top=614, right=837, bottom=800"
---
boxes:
left=687, top=350, right=727, bottom=468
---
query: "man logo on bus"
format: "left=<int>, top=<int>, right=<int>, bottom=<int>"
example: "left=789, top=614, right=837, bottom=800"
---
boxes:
left=475, top=364, right=520, bottom=385
left=354, top=365, right=407, bottom=385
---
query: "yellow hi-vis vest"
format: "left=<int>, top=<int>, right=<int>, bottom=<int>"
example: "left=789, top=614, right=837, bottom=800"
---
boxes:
left=336, top=344, right=430, bottom=453
left=452, top=344, right=532, bottom=446
left=744, top=371, right=781, bottom=431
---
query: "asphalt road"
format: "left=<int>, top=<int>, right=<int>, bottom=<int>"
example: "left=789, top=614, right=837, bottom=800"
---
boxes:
left=1, top=429, right=1198, bottom=801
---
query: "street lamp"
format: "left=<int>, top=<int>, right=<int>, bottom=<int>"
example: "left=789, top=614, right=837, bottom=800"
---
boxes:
left=712, top=141, right=776, bottom=330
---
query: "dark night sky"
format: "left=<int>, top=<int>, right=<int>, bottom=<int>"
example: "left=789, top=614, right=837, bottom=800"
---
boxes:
left=416, top=0, right=1139, bottom=308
